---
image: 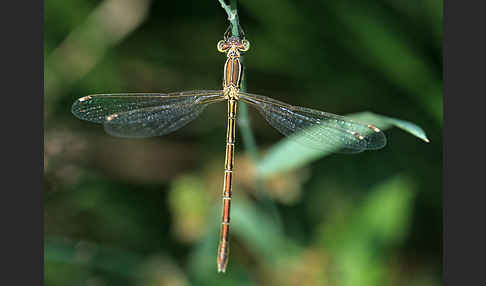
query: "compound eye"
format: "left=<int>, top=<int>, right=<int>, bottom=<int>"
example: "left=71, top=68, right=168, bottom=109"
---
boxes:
left=217, top=40, right=227, bottom=53
left=240, top=39, right=250, bottom=52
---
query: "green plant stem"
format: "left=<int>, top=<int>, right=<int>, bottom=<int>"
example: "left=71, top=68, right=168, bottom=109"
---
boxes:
left=218, top=0, right=259, bottom=163
left=218, top=0, right=239, bottom=36
left=238, top=71, right=260, bottom=164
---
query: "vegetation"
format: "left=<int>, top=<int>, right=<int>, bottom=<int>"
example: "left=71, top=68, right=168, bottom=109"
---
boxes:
left=44, top=0, right=442, bottom=285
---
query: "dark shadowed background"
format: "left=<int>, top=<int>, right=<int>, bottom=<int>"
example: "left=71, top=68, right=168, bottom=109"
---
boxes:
left=44, top=0, right=442, bottom=285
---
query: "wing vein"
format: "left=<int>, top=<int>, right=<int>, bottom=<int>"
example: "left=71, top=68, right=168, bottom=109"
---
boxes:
left=238, top=92, right=386, bottom=153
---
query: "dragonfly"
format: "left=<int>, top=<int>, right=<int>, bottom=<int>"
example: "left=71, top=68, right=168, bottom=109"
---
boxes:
left=72, top=27, right=386, bottom=273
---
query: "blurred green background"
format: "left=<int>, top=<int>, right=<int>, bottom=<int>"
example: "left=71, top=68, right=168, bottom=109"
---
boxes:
left=44, top=0, right=442, bottom=285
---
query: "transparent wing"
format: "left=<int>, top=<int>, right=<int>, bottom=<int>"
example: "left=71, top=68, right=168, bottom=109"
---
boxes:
left=238, top=92, right=386, bottom=153
left=72, top=90, right=224, bottom=138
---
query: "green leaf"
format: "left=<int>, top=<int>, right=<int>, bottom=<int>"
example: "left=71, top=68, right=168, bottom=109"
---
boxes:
left=256, top=112, right=430, bottom=177
left=318, top=175, right=416, bottom=286
left=348, top=112, right=430, bottom=143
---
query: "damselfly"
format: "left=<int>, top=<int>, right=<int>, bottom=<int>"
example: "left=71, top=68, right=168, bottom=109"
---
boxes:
left=72, top=29, right=386, bottom=273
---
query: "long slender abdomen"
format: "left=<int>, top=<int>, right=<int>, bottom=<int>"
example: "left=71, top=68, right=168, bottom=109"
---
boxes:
left=217, top=99, right=237, bottom=273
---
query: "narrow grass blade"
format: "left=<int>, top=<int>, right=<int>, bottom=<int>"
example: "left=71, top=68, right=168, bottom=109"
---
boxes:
left=257, top=112, right=430, bottom=177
